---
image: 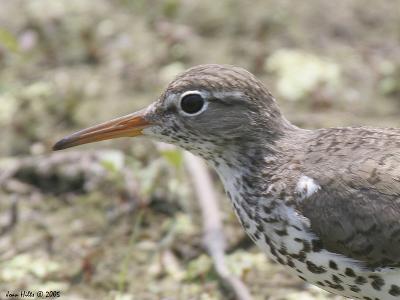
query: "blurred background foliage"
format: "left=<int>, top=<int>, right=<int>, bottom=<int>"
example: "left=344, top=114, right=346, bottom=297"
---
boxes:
left=0, top=0, right=399, bottom=299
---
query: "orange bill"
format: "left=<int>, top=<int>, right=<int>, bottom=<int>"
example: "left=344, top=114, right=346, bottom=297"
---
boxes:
left=53, top=109, right=151, bottom=151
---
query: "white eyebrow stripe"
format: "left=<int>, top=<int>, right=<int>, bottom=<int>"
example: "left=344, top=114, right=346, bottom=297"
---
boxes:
left=166, top=90, right=245, bottom=111
left=212, top=91, right=244, bottom=99
left=164, top=93, right=177, bottom=106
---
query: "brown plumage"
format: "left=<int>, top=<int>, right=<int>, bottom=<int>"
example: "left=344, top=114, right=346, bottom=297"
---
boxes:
left=53, top=64, right=400, bottom=299
left=301, top=127, right=400, bottom=268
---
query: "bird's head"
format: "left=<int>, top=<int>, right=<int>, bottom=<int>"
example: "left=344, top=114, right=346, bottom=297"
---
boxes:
left=53, top=64, right=291, bottom=158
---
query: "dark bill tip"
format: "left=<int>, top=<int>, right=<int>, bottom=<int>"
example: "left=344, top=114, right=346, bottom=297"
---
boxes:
left=52, top=137, right=74, bottom=151
left=51, top=109, right=151, bottom=151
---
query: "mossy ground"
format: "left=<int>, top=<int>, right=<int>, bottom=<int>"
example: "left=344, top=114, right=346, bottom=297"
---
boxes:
left=0, top=1, right=399, bottom=299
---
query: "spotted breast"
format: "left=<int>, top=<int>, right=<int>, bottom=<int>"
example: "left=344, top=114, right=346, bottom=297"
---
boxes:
left=212, top=128, right=400, bottom=300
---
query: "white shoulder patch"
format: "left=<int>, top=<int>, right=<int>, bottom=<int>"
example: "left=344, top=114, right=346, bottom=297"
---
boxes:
left=296, top=175, right=320, bottom=200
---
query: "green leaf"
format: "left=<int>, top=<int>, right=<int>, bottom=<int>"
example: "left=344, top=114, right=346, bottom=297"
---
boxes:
left=266, top=49, right=340, bottom=101
left=160, top=149, right=183, bottom=169
left=185, top=254, right=213, bottom=281
left=0, top=28, right=18, bottom=52
left=99, top=150, right=125, bottom=173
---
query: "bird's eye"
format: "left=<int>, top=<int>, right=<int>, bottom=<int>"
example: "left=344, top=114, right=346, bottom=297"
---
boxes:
left=180, top=93, right=205, bottom=115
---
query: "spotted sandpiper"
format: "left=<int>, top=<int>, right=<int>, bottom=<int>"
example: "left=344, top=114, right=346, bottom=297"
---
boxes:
left=53, top=64, right=400, bottom=299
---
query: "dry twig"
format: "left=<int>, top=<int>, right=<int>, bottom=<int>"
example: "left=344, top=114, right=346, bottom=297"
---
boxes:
left=184, top=152, right=253, bottom=300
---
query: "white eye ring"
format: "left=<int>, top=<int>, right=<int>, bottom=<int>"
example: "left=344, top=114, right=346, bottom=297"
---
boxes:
left=178, top=90, right=208, bottom=116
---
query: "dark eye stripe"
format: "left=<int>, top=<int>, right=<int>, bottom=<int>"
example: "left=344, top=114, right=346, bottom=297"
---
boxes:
left=208, top=95, right=245, bottom=106
left=208, top=97, right=233, bottom=106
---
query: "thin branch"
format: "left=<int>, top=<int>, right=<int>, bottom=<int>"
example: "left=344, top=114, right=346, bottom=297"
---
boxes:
left=184, top=152, right=253, bottom=300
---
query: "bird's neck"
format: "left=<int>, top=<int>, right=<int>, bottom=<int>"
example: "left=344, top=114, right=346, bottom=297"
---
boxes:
left=209, top=125, right=305, bottom=235
left=209, top=116, right=298, bottom=174
left=210, top=144, right=280, bottom=193
left=210, top=137, right=282, bottom=205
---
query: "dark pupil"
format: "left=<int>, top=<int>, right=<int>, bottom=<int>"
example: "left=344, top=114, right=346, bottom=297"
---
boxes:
left=180, top=94, right=204, bottom=114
